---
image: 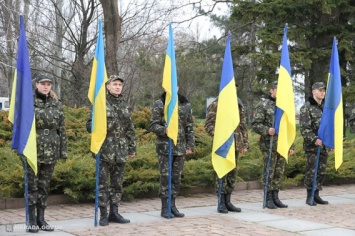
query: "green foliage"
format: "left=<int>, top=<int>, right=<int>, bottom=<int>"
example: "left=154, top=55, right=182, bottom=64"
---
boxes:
left=1, top=108, right=355, bottom=202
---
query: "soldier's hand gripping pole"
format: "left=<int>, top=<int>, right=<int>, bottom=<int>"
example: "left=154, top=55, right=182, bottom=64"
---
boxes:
left=94, top=153, right=101, bottom=226
left=310, top=146, right=321, bottom=206
left=263, top=136, right=273, bottom=209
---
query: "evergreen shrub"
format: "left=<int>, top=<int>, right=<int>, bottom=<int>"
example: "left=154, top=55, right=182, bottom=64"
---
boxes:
left=0, top=107, right=354, bottom=202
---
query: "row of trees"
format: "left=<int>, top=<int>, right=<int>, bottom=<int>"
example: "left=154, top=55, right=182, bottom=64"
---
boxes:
left=1, top=0, right=355, bottom=121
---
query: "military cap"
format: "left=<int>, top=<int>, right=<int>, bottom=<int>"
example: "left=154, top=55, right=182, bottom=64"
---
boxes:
left=312, top=82, right=326, bottom=90
left=270, top=81, right=278, bottom=89
left=107, top=75, right=124, bottom=84
left=35, top=75, right=52, bottom=83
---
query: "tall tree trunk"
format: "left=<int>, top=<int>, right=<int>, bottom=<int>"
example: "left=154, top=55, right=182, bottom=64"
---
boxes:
left=54, top=0, right=63, bottom=98
left=245, top=0, right=257, bottom=125
left=100, top=0, right=121, bottom=76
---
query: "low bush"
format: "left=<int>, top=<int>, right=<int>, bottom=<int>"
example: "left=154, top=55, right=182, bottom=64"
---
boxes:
left=0, top=108, right=354, bottom=202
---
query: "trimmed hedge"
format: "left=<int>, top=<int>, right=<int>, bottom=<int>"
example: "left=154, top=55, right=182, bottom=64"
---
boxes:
left=0, top=108, right=354, bottom=202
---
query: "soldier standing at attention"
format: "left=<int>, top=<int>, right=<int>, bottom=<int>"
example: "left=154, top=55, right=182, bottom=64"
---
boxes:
left=252, top=81, right=293, bottom=209
left=300, top=82, right=329, bottom=206
left=204, top=83, right=248, bottom=213
left=149, top=90, right=195, bottom=219
left=26, top=75, right=67, bottom=233
left=87, top=75, right=136, bottom=226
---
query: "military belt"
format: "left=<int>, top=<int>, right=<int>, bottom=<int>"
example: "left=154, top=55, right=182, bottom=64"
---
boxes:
left=106, top=132, right=126, bottom=139
left=37, top=129, right=57, bottom=136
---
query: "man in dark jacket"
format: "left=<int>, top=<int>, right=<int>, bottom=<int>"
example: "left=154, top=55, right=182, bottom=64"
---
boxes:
left=87, top=75, right=136, bottom=226
left=150, top=91, right=195, bottom=218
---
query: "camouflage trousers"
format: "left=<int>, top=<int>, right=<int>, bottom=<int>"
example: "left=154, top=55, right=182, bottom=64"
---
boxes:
left=261, top=150, right=286, bottom=191
left=215, top=151, right=239, bottom=194
left=158, top=155, right=184, bottom=198
left=304, top=150, right=328, bottom=190
left=24, top=159, right=56, bottom=207
left=98, top=161, right=126, bottom=207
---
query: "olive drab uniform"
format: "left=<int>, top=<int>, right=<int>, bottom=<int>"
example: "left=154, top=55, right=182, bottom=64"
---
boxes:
left=150, top=92, right=194, bottom=218
left=87, top=93, right=136, bottom=207
left=204, top=98, right=248, bottom=213
left=349, top=107, right=355, bottom=133
left=252, top=93, right=290, bottom=209
left=299, top=97, right=328, bottom=203
left=26, top=89, right=67, bottom=231
left=27, top=90, right=67, bottom=207
left=252, top=95, right=286, bottom=191
left=204, top=98, right=249, bottom=193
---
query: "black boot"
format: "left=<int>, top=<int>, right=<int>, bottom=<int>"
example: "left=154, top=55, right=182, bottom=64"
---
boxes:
left=265, top=191, right=277, bottom=209
left=28, top=205, right=39, bottom=233
left=99, top=206, right=109, bottom=226
left=314, top=190, right=329, bottom=205
left=108, top=204, right=130, bottom=223
left=217, top=194, right=228, bottom=213
left=171, top=197, right=184, bottom=217
left=272, top=190, right=288, bottom=208
left=306, top=189, right=317, bottom=206
left=225, top=193, right=241, bottom=212
left=37, top=206, right=54, bottom=231
left=161, top=198, right=175, bottom=219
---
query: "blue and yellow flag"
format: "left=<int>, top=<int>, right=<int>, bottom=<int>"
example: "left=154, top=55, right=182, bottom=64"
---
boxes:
left=162, top=24, right=178, bottom=145
left=274, top=25, right=296, bottom=161
left=212, top=34, right=239, bottom=179
left=8, top=16, right=37, bottom=174
left=88, top=20, right=108, bottom=154
left=318, top=37, right=343, bottom=170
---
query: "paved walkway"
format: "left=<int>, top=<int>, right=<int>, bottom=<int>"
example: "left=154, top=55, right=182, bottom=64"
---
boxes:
left=1, top=184, right=355, bottom=235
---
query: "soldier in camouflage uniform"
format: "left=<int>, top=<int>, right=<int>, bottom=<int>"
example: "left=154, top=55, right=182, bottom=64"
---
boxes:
left=150, top=91, right=195, bottom=219
left=25, top=75, right=67, bottom=233
left=300, top=82, right=329, bottom=206
left=87, top=75, right=136, bottom=226
left=348, top=107, right=355, bottom=133
left=251, top=81, right=294, bottom=209
left=204, top=83, right=248, bottom=214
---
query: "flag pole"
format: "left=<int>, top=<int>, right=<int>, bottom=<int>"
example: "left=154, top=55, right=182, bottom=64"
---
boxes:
left=22, top=156, right=29, bottom=232
left=94, top=153, right=101, bottom=226
left=310, top=146, right=321, bottom=206
left=263, top=136, right=273, bottom=208
left=167, top=139, right=172, bottom=219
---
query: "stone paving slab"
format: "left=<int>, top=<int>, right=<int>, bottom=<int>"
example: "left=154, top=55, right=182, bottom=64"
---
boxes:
left=1, top=184, right=355, bottom=235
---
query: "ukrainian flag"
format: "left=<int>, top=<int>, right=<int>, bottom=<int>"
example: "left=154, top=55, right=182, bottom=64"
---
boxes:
left=8, top=16, right=37, bottom=175
left=162, top=24, right=178, bottom=145
left=318, top=37, right=343, bottom=170
left=212, top=34, right=239, bottom=179
left=274, top=25, right=296, bottom=161
left=88, top=20, right=108, bottom=154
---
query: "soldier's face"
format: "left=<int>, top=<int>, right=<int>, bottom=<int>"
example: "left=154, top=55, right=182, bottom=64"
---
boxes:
left=312, top=88, right=325, bottom=100
left=106, top=80, right=123, bottom=97
left=36, top=82, right=52, bottom=95
left=270, top=88, right=277, bottom=98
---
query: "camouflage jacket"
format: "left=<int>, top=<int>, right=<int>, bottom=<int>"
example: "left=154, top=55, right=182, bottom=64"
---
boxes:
left=150, top=92, right=195, bottom=156
left=87, top=93, right=136, bottom=163
left=204, top=98, right=249, bottom=151
left=34, top=90, right=67, bottom=164
left=349, top=107, right=355, bottom=133
left=251, top=95, right=278, bottom=151
left=300, top=96, right=327, bottom=153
